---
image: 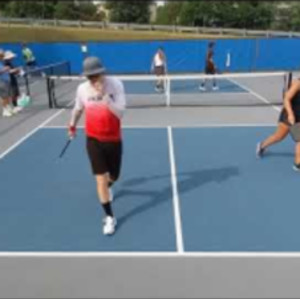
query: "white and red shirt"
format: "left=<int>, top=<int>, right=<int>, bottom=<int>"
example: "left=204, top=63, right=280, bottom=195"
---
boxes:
left=72, top=76, right=126, bottom=142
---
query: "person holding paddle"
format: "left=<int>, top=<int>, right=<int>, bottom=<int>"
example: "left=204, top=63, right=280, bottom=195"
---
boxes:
left=68, top=56, right=126, bottom=235
left=256, top=74, right=300, bottom=171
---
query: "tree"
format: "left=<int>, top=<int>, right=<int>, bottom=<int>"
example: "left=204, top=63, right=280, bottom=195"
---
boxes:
left=1, top=1, right=57, bottom=19
left=155, top=1, right=184, bottom=25
left=211, top=1, right=237, bottom=27
left=77, top=2, right=99, bottom=21
left=105, top=1, right=152, bottom=24
left=289, top=2, right=300, bottom=31
left=41, top=1, right=58, bottom=19
left=0, top=2, right=8, bottom=12
left=179, top=1, right=214, bottom=26
left=177, top=1, right=274, bottom=29
left=54, top=1, right=79, bottom=20
left=230, top=1, right=275, bottom=29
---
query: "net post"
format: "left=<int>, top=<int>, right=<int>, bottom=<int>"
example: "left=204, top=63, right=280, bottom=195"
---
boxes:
left=288, top=71, right=293, bottom=87
left=67, top=61, right=71, bottom=76
left=47, top=77, right=53, bottom=109
left=51, top=79, right=58, bottom=108
left=165, top=74, right=171, bottom=107
left=24, top=73, right=30, bottom=96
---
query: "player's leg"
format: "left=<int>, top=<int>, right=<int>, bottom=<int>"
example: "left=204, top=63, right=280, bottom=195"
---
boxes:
left=256, top=122, right=289, bottom=157
left=200, top=66, right=210, bottom=91
left=106, top=141, right=123, bottom=202
left=211, top=65, right=219, bottom=90
left=86, top=137, right=117, bottom=235
left=293, top=142, right=300, bottom=171
left=0, top=81, right=13, bottom=117
left=155, top=66, right=165, bottom=92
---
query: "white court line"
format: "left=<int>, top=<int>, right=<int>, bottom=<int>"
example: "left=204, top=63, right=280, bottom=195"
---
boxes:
left=0, top=109, right=68, bottom=160
left=167, top=126, right=184, bottom=254
left=2, top=252, right=300, bottom=257
left=228, top=77, right=281, bottom=112
left=50, top=71, right=286, bottom=81
left=43, top=124, right=277, bottom=129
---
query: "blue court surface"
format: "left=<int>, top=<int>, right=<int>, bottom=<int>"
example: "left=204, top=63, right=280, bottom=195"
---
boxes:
left=124, top=78, right=246, bottom=94
left=0, top=126, right=299, bottom=252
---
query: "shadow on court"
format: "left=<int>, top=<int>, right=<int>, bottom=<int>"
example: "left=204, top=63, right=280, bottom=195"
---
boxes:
left=115, top=166, right=239, bottom=228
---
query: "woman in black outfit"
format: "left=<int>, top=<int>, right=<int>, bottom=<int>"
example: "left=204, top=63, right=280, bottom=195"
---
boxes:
left=256, top=76, right=300, bottom=171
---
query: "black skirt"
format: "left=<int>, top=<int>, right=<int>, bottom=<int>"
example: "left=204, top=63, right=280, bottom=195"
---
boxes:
left=279, top=108, right=300, bottom=125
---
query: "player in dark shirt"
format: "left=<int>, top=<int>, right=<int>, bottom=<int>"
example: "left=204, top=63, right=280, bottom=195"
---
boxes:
left=199, top=41, right=218, bottom=91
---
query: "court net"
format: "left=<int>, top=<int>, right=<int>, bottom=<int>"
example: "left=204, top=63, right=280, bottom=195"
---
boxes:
left=47, top=71, right=290, bottom=109
left=20, top=61, right=71, bottom=104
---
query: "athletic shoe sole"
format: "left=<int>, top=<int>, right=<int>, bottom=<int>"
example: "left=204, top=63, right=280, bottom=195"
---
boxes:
left=293, top=165, right=300, bottom=172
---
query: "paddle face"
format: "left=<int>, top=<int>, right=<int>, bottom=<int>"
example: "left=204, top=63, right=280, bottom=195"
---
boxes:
left=290, top=123, right=300, bottom=142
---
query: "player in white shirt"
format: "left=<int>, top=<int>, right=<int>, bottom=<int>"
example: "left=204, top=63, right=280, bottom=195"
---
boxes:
left=151, top=47, right=167, bottom=92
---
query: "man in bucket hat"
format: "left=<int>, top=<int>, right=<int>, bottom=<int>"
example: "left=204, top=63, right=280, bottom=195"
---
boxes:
left=68, top=56, right=126, bottom=235
left=4, top=50, right=23, bottom=113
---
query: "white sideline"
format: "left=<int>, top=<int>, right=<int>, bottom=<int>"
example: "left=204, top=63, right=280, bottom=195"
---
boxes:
left=1, top=252, right=300, bottom=257
left=228, top=77, right=281, bottom=112
left=167, top=126, right=184, bottom=253
left=0, top=109, right=67, bottom=160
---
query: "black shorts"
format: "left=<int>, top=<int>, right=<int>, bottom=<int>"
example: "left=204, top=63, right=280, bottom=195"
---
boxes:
left=205, top=65, right=216, bottom=74
left=86, top=137, right=122, bottom=180
left=278, top=108, right=300, bottom=125
left=10, top=82, right=19, bottom=98
left=155, top=66, right=165, bottom=75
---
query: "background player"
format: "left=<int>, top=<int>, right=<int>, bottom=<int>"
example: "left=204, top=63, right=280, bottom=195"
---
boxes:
left=199, top=41, right=218, bottom=91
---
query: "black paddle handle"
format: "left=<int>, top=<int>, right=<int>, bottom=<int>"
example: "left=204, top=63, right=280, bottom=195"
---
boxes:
left=59, top=138, right=72, bottom=158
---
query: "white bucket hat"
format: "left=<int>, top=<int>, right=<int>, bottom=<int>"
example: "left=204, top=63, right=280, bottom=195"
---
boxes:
left=4, top=50, right=16, bottom=60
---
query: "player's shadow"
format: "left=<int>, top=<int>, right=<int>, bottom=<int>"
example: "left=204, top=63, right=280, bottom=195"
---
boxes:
left=115, top=166, right=240, bottom=228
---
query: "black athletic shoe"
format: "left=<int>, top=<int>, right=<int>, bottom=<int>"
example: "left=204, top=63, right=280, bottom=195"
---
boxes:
left=256, top=142, right=265, bottom=158
left=293, top=163, right=300, bottom=172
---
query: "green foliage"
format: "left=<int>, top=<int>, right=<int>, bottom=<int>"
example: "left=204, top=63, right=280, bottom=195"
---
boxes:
left=77, top=2, right=100, bottom=21
left=1, top=1, right=58, bottom=19
left=0, top=0, right=297, bottom=31
left=3, top=1, right=38, bottom=18
left=180, top=1, right=213, bottom=26
left=0, top=1, right=99, bottom=21
left=106, top=1, right=152, bottom=24
left=155, top=1, right=276, bottom=29
left=229, top=2, right=274, bottom=29
left=288, top=2, right=300, bottom=31
left=155, top=2, right=184, bottom=25
left=54, top=2, right=79, bottom=20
